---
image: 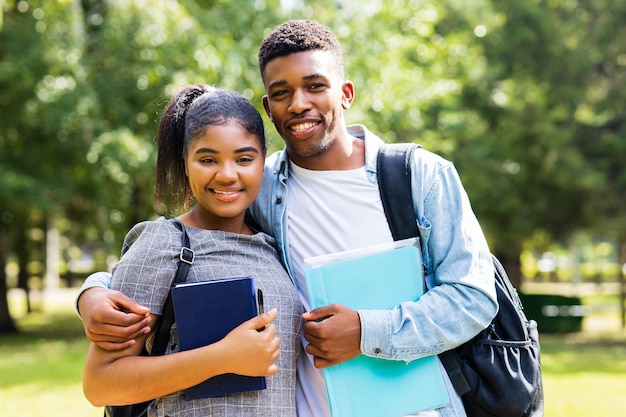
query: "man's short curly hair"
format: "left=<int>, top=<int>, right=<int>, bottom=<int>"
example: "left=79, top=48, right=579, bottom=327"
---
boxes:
left=258, top=20, right=344, bottom=80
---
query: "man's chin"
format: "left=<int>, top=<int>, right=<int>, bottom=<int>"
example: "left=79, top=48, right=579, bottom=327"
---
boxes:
left=287, top=141, right=332, bottom=162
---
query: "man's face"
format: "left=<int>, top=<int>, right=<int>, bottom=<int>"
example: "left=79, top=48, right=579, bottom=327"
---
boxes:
left=262, top=50, right=354, bottom=169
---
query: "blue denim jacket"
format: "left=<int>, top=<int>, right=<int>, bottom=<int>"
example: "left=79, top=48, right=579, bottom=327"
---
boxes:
left=248, top=124, right=498, bottom=417
left=250, top=124, right=496, bottom=357
left=80, top=124, right=497, bottom=417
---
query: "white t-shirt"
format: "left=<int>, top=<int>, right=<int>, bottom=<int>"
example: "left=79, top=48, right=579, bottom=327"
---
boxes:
left=287, top=162, right=393, bottom=417
left=287, top=162, right=439, bottom=417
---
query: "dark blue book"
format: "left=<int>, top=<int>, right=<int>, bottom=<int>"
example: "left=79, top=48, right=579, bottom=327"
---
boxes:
left=171, top=276, right=266, bottom=399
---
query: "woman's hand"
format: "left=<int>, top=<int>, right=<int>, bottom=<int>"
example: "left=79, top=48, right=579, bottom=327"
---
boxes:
left=218, top=308, right=281, bottom=376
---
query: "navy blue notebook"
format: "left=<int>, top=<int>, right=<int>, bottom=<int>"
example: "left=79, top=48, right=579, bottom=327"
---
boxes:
left=171, top=276, right=266, bottom=399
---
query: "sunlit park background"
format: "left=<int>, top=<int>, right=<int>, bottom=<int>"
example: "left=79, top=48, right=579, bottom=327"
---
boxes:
left=1, top=0, right=625, bottom=416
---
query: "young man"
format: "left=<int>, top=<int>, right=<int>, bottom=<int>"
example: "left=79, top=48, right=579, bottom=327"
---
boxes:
left=78, top=20, right=498, bottom=417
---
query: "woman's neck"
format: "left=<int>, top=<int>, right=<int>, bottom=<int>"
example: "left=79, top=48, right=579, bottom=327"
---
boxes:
left=178, top=208, right=254, bottom=235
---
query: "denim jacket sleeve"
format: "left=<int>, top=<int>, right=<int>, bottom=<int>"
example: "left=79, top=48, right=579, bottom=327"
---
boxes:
left=358, top=147, right=498, bottom=361
left=75, top=271, right=113, bottom=316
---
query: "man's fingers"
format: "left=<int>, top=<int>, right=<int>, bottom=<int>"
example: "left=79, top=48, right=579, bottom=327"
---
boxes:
left=305, top=343, right=338, bottom=369
left=302, top=304, right=335, bottom=322
left=86, top=314, right=151, bottom=340
left=93, top=339, right=137, bottom=352
left=87, top=323, right=150, bottom=342
left=110, top=292, right=150, bottom=316
left=105, top=309, right=151, bottom=328
left=313, top=356, right=332, bottom=369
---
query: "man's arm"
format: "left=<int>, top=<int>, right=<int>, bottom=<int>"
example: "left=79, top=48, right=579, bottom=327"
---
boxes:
left=303, top=150, right=498, bottom=368
left=77, top=272, right=151, bottom=351
left=356, top=150, right=497, bottom=362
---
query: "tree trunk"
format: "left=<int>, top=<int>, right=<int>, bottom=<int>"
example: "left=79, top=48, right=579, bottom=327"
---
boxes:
left=617, top=236, right=626, bottom=329
left=0, top=229, right=18, bottom=334
left=44, top=216, right=60, bottom=290
left=16, top=227, right=32, bottom=313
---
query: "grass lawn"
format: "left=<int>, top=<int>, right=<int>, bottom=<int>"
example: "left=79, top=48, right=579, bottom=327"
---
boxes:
left=2, top=287, right=626, bottom=417
left=1, top=289, right=100, bottom=417
left=540, top=334, right=626, bottom=416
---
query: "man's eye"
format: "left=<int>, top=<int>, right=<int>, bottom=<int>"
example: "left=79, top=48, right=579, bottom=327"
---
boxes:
left=271, top=90, right=288, bottom=98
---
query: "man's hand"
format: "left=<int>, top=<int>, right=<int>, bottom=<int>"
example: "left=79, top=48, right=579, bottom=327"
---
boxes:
left=78, top=287, right=151, bottom=351
left=302, top=304, right=361, bottom=368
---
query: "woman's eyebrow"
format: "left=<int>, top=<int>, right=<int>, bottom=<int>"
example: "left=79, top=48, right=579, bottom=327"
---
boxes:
left=194, top=146, right=259, bottom=154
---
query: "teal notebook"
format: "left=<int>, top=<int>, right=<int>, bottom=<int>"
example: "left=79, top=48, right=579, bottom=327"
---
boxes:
left=304, top=239, right=449, bottom=417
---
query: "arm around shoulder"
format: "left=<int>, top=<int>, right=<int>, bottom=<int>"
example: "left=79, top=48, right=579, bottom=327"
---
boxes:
left=83, top=309, right=281, bottom=406
left=77, top=278, right=152, bottom=351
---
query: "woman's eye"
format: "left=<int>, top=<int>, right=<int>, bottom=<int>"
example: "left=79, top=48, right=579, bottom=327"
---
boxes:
left=237, top=156, right=254, bottom=164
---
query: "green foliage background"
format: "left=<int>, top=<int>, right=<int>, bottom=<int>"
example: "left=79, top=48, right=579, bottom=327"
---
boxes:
left=1, top=0, right=625, bottom=413
left=1, top=0, right=625, bottom=328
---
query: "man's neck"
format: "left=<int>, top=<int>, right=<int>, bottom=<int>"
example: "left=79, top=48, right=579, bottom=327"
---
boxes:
left=289, top=132, right=365, bottom=171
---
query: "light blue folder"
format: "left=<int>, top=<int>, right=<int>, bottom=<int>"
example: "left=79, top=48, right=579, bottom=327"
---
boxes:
left=305, top=240, right=449, bottom=417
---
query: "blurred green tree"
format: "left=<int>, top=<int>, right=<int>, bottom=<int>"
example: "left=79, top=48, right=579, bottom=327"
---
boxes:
left=1, top=0, right=625, bottom=333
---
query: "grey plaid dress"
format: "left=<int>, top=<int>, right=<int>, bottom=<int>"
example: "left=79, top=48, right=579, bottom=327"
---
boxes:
left=111, top=217, right=302, bottom=417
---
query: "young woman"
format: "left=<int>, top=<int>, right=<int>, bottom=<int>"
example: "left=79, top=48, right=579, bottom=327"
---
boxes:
left=82, top=85, right=302, bottom=417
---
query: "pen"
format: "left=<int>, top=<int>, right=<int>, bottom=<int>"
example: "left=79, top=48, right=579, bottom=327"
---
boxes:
left=257, top=288, right=264, bottom=315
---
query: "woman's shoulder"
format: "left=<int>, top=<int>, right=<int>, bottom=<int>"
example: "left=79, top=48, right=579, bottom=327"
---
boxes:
left=251, top=230, right=279, bottom=250
left=120, top=217, right=178, bottom=255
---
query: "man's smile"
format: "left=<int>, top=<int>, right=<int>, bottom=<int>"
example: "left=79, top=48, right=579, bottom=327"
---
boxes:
left=290, top=121, right=319, bottom=132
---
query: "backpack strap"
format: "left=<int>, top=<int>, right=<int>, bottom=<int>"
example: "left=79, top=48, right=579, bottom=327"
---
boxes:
left=376, top=143, right=471, bottom=397
left=376, top=143, right=421, bottom=240
left=150, top=219, right=194, bottom=355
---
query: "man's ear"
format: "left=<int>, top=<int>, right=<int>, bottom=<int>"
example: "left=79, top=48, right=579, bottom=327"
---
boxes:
left=341, top=81, right=355, bottom=109
left=262, top=95, right=273, bottom=122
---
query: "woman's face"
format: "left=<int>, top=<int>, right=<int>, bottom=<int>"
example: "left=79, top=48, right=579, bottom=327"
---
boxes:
left=184, top=119, right=264, bottom=230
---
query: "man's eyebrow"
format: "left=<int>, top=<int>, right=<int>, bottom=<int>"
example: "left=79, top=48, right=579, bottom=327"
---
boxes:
left=267, top=73, right=327, bottom=90
left=303, top=73, right=325, bottom=81
left=267, top=80, right=286, bottom=90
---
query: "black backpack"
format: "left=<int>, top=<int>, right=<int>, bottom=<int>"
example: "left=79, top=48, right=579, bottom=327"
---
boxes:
left=376, top=143, right=544, bottom=417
